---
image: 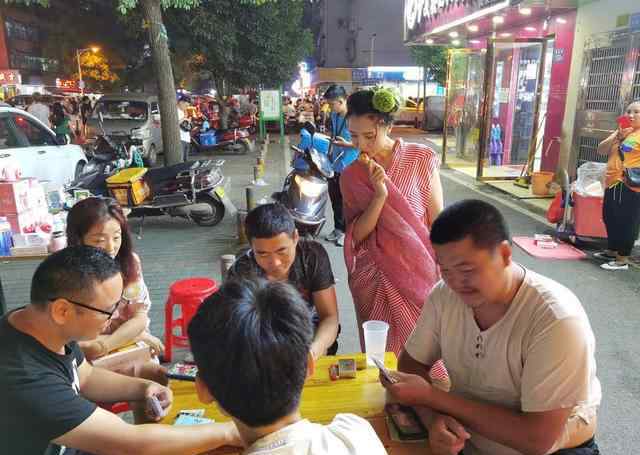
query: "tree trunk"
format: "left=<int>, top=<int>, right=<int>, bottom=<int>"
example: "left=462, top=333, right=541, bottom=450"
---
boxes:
left=142, top=0, right=182, bottom=165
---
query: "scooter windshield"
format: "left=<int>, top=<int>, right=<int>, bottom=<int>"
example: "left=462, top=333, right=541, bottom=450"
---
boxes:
left=308, top=148, right=334, bottom=179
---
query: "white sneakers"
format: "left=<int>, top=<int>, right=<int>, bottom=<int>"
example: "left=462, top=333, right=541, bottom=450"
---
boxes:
left=601, top=261, right=629, bottom=271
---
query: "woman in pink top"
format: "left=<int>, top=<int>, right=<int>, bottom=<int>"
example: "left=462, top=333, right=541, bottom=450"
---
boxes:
left=341, top=88, right=444, bottom=360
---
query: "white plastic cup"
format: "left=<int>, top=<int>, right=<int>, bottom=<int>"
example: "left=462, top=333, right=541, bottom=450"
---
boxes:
left=362, top=320, right=389, bottom=367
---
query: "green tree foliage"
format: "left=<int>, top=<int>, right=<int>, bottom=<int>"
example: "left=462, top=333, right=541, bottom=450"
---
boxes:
left=410, top=46, right=449, bottom=86
left=170, top=0, right=313, bottom=94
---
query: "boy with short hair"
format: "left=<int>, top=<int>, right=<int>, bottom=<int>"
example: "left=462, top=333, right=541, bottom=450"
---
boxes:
left=188, top=278, right=386, bottom=454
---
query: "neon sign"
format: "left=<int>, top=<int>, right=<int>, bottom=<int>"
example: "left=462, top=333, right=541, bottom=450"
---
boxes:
left=0, top=70, right=21, bottom=84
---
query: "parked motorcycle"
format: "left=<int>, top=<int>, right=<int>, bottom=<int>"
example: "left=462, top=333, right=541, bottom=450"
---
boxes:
left=272, top=123, right=333, bottom=237
left=190, top=118, right=253, bottom=155
left=125, top=159, right=228, bottom=231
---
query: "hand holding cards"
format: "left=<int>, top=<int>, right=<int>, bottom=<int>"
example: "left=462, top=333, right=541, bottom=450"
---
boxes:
left=148, top=395, right=167, bottom=420
left=372, top=356, right=398, bottom=384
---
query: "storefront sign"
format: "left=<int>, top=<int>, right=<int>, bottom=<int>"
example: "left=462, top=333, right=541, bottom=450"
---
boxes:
left=629, top=13, right=640, bottom=32
left=0, top=70, right=21, bottom=85
left=405, top=0, right=511, bottom=42
left=56, top=78, right=80, bottom=92
left=352, top=68, right=367, bottom=82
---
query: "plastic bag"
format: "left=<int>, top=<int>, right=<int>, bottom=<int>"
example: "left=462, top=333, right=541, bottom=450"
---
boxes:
left=575, top=162, right=607, bottom=197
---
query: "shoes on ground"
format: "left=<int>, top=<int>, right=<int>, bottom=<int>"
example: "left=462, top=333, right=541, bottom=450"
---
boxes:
left=601, top=261, right=629, bottom=271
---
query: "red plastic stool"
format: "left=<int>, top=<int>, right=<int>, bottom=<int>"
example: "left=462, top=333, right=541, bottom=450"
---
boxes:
left=164, top=277, right=218, bottom=362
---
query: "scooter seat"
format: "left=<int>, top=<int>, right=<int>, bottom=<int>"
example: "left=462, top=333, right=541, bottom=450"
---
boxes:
left=145, top=162, right=196, bottom=182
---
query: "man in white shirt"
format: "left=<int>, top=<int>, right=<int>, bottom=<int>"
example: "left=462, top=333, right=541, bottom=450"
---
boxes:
left=381, top=199, right=601, bottom=455
left=188, top=278, right=387, bottom=455
left=27, top=92, right=51, bottom=127
left=177, top=97, right=192, bottom=161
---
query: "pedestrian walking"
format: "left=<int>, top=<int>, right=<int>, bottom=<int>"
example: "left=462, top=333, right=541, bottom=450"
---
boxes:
left=80, top=96, right=93, bottom=137
left=27, top=92, right=50, bottom=127
left=177, top=96, right=192, bottom=161
left=49, top=102, right=73, bottom=144
left=340, top=88, right=444, bottom=356
left=595, top=101, right=640, bottom=270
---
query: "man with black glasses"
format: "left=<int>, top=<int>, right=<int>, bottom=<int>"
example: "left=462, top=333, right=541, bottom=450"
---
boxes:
left=0, top=246, right=241, bottom=455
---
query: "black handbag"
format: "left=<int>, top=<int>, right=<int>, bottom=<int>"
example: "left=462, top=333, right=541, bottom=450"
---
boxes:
left=618, top=147, right=640, bottom=187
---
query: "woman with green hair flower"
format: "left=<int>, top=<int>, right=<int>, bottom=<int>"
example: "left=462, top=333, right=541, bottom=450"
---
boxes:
left=340, top=88, right=445, bottom=370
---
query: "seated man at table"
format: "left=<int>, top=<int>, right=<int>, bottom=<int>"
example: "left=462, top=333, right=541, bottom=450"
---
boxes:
left=228, top=203, right=339, bottom=358
left=382, top=200, right=601, bottom=455
left=0, top=246, right=240, bottom=455
left=188, top=278, right=386, bottom=454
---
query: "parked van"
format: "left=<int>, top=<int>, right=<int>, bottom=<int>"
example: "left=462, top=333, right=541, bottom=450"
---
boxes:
left=86, top=93, right=162, bottom=166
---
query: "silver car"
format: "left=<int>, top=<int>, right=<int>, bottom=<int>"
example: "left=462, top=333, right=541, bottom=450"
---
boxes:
left=86, top=93, right=162, bottom=166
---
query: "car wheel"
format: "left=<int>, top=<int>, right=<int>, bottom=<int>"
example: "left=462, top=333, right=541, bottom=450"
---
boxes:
left=144, top=144, right=158, bottom=167
left=74, top=161, right=86, bottom=180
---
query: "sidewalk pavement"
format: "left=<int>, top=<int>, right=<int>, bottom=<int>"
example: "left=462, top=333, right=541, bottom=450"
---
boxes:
left=0, top=137, right=362, bottom=356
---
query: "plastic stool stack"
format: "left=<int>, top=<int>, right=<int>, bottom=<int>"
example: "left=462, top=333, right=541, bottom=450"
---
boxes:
left=164, top=277, right=219, bottom=362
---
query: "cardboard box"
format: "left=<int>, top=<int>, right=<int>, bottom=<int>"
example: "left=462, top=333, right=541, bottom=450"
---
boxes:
left=10, top=245, right=49, bottom=256
left=6, top=209, right=37, bottom=234
left=0, top=179, right=30, bottom=215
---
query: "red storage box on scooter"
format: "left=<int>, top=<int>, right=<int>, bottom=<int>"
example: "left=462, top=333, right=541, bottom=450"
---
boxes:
left=573, top=193, right=607, bottom=238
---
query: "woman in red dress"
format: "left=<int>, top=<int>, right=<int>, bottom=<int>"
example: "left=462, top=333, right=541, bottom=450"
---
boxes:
left=341, top=88, right=444, bottom=358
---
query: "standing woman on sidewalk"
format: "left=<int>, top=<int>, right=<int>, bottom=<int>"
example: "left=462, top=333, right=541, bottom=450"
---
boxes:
left=596, top=101, right=640, bottom=270
left=340, top=88, right=444, bottom=356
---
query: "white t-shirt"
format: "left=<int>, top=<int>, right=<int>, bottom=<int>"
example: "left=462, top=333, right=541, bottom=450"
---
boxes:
left=177, top=108, right=192, bottom=143
left=243, top=414, right=387, bottom=455
left=405, top=268, right=601, bottom=455
left=27, top=103, right=50, bottom=127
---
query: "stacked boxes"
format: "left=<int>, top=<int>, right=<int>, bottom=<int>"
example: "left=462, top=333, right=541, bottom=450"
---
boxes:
left=0, top=178, right=53, bottom=234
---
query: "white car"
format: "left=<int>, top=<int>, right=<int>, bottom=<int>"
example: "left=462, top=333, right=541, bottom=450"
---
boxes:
left=0, top=106, right=87, bottom=187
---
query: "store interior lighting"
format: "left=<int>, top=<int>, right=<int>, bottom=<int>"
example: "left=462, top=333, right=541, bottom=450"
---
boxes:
left=467, top=24, right=479, bottom=32
left=525, top=26, right=537, bottom=31
left=500, top=32, right=512, bottom=37
left=449, top=31, right=459, bottom=38
left=452, top=39, right=461, bottom=46
left=469, top=39, right=482, bottom=44
left=519, top=7, right=532, bottom=15
left=556, top=17, right=567, bottom=24
left=425, top=39, right=434, bottom=44
left=492, top=15, right=505, bottom=24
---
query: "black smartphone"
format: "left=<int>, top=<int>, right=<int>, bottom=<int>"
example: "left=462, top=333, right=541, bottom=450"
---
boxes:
left=385, top=403, right=428, bottom=441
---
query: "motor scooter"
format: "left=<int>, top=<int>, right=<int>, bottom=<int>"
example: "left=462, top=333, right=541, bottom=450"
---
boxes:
left=70, top=114, right=143, bottom=197
left=190, top=118, right=253, bottom=155
left=273, top=123, right=333, bottom=237
left=124, top=159, right=229, bottom=235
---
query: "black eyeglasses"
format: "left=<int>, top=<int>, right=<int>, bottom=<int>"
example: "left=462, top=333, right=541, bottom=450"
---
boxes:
left=50, top=298, right=121, bottom=319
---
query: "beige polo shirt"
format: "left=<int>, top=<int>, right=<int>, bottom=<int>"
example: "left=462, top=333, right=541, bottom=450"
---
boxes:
left=405, top=268, right=601, bottom=455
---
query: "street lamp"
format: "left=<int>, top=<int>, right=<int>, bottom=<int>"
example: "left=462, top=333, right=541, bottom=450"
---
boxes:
left=76, top=46, right=99, bottom=96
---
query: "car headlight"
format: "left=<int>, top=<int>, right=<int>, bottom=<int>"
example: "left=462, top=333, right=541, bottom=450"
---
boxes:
left=131, top=128, right=151, bottom=140
left=295, top=175, right=325, bottom=198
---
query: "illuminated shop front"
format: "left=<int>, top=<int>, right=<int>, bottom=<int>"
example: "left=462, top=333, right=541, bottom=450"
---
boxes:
left=405, top=0, right=577, bottom=183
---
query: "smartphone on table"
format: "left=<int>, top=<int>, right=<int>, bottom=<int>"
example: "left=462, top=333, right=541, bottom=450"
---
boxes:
left=166, top=362, right=198, bottom=381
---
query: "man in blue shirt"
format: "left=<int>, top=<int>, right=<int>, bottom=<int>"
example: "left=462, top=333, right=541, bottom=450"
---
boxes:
left=323, top=85, right=358, bottom=247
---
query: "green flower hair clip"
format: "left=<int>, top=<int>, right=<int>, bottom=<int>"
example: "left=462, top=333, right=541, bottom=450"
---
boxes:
left=372, top=87, right=401, bottom=114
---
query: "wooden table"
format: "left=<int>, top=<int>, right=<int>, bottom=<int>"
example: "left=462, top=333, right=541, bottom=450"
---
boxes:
left=162, top=352, right=430, bottom=454
left=0, top=254, right=49, bottom=315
